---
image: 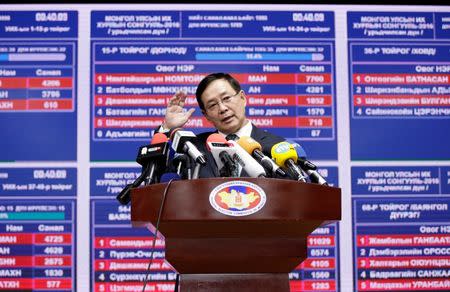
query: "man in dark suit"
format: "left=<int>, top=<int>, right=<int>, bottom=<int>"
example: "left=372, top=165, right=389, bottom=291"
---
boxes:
left=158, top=72, right=285, bottom=178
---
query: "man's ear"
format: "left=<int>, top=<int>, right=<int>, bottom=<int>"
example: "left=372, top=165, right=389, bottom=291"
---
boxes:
left=241, top=91, right=247, bottom=106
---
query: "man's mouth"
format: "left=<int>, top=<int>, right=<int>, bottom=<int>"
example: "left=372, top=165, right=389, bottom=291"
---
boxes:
left=221, top=116, right=234, bottom=123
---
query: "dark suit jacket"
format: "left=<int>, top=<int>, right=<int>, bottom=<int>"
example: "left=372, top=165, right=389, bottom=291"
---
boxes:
left=192, top=124, right=286, bottom=178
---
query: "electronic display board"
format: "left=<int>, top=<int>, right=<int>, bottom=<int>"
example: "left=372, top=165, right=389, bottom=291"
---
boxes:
left=90, top=10, right=338, bottom=161
left=352, top=166, right=450, bottom=291
left=0, top=11, right=77, bottom=161
left=348, top=12, right=450, bottom=160
left=0, top=167, right=76, bottom=291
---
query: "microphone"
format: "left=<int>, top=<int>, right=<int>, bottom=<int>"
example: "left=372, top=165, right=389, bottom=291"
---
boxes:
left=237, top=136, right=287, bottom=178
left=116, top=133, right=170, bottom=205
left=224, top=138, right=267, bottom=178
left=206, top=134, right=239, bottom=177
left=287, top=141, right=329, bottom=186
left=116, top=172, right=146, bottom=205
left=137, top=133, right=171, bottom=185
left=170, top=128, right=207, bottom=165
left=271, top=142, right=307, bottom=182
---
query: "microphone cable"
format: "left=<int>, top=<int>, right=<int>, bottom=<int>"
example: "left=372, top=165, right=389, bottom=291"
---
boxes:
left=141, top=178, right=177, bottom=292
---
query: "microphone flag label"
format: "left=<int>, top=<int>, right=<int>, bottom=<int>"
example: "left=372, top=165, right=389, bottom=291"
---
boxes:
left=209, top=180, right=266, bottom=217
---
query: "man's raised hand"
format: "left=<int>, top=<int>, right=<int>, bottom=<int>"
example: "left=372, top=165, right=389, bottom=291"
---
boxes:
left=163, top=91, right=195, bottom=129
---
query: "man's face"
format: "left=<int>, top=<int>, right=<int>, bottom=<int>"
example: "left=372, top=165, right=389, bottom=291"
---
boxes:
left=201, top=79, right=247, bottom=135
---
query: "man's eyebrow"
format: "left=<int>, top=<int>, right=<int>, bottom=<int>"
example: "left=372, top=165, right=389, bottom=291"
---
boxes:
left=205, top=93, right=226, bottom=104
left=205, top=99, right=218, bottom=105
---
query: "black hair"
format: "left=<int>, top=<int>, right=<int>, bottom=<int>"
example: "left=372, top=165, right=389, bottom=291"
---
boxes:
left=195, top=73, right=241, bottom=110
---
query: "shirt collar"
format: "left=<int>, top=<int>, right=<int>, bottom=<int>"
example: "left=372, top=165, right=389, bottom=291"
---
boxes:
left=218, top=120, right=252, bottom=138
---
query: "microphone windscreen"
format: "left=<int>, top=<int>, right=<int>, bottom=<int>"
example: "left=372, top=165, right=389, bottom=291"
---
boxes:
left=206, top=133, right=227, bottom=144
left=237, top=136, right=261, bottom=154
left=271, top=142, right=298, bottom=167
left=160, top=172, right=181, bottom=183
left=286, top=139, right=308, bottom=159
left=151, top=132, right=168, bottom=144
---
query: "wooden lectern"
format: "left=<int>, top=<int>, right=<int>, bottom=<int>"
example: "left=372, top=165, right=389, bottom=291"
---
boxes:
left=131, top=177, right=341, bottom=291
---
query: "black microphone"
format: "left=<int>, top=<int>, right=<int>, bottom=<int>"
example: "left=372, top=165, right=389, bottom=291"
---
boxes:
left=288, top=141, right=329, bottom=186
left=116, top=168, right=148, bottom=205
left=136, top=133, right=171, bottom=185
left=116, top=133, right=171, bottom=205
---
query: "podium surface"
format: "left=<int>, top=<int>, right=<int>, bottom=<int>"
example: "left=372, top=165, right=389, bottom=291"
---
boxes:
left=131, top=178, right=341, bottom=291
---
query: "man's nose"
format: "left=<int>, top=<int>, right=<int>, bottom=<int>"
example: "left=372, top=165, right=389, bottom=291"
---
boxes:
left=218, top=101, right=228, bottom=113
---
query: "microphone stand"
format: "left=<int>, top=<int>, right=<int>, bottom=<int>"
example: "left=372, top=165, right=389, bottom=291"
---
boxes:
left=192, top=162, right=201, bottom=179
left=185, top=156, right=192, bottom=180
left=116, top=164, right=149, bottom=205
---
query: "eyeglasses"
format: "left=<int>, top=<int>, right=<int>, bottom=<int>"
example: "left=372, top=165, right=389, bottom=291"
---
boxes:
left=205, top=90, right=242, bottom=113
